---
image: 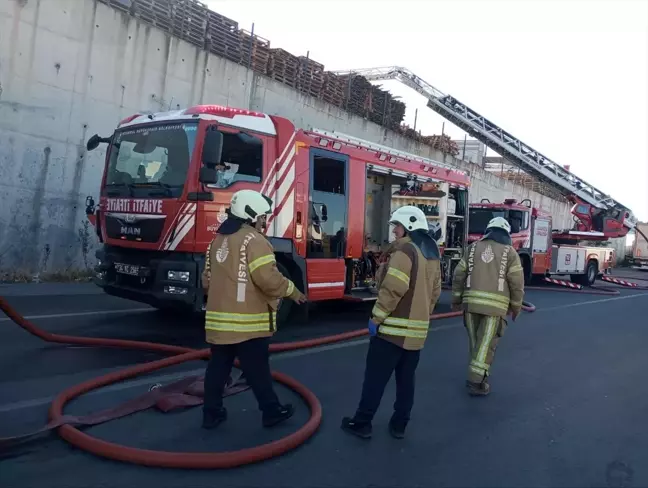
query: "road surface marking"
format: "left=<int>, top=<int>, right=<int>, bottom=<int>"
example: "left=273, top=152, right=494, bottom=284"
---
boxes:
left=0, top=322, right=463, bottom=413
left=535, top=291, right=648, bottom=312
left=2, top=293, right=646, bottom=413
left=0, top=308, right=153, bottom=323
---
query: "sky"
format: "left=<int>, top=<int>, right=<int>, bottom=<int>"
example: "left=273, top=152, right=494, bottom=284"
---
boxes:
left=206, top=0, right=648, bottom=222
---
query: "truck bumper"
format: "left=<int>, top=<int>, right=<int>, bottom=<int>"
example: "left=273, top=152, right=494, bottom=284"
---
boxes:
left=630, top=259, right=648, bottom=269
left=93, top=247, right=205, bottom=312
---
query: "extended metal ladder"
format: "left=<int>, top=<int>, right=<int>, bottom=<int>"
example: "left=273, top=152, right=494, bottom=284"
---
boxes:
left=333, top=66, right=636, bottom=223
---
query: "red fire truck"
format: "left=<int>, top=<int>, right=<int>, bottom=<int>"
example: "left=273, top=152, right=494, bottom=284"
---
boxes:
left=84, top=104, right=471, bottom=323
left=467, top=198, right=624, bottom=286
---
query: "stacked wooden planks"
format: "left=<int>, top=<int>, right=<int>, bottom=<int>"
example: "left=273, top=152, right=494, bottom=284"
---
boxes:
left=388, top=98, right=406, bottom=128
left=131, top=0, right=173, bottom=34
left=365, top=85, right=406, bottom=129
left=98, top=0, right=465, bottom=157
left=296, top=56, right=325, bottom=97
left=421, top=134, right=460, bottom=156
left=171, top=0, right=209, bottom=49
left=205, top=10, right=241, bottom=63
left=267, top=49, right=300, bottom=88
left=97, top=0, right=132, bottom=14
left=339, top=74, right=373, bottom=115
left=320, top=73, right=346, bottom=107
left=239, top=29, right=271, bottom=74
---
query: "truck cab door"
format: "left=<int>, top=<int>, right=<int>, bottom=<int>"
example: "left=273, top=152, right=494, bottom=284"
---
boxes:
left=305, top=148, right=349, bottom=300
left=196, top=124, right=267, bottom=250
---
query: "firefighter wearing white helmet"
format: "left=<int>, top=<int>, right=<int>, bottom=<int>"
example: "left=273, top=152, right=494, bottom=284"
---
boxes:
left=342, top=205, right=442, bottom=440
left=201, top=189, right=306, bottom=430
left=451, top=215, right=525, bottom=396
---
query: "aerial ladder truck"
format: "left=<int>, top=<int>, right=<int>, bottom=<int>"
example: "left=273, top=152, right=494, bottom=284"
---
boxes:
left=333, top=66, right=643, bottom=285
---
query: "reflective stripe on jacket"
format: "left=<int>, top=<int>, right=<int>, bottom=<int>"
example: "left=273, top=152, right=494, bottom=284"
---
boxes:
left=370, top=236, right=442, bottom=351
left=201, top=223, right=298, bottom=345
left=451, top=239, right=525, bottom=317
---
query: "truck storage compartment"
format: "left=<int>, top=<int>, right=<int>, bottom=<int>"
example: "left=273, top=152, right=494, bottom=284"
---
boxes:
left=346, top=171, right=467, bottom=299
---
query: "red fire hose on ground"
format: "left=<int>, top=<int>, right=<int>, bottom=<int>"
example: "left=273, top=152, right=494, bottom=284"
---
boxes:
left=1, top=283, right=630, bottom=470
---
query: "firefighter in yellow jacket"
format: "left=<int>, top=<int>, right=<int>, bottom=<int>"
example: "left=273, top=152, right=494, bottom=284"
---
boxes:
left=342, top=205, right=442, bottom=440
left=201, top=189, right=306, bottom=429
left=451, top=216, right=525, bottom=396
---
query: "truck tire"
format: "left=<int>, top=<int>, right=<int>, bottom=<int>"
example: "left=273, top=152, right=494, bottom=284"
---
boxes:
left=521, top=255, right=533, bottom=285
left=572, top=259, right=598, bottom=287
left=275, top=261, right=295, bottom=326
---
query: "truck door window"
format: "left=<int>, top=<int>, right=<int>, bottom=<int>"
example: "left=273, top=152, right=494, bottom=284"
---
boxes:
left=307, top=153, right=348, bottom=259
left=508, top=210, right=529, bottom=231
left=209, top=131, right=263, bottom=188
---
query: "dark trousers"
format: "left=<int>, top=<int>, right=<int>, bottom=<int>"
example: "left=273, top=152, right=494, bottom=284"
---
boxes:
left=354, top=336, right=421, bottom=426
left=203, top=337, right=280, bottom=414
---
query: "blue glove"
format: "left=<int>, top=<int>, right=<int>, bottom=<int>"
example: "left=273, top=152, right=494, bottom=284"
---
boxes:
left=368, top=319, right=379, bottom=336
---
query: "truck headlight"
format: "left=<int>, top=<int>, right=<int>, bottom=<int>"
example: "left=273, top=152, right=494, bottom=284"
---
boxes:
left=164, top=286, right=188, bottom=295
left=167, top=270, right=190, bottom=282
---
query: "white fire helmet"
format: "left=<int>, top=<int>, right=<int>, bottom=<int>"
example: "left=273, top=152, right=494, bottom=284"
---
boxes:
left=229, top=189, right=273, bottom=222
left=389, top=205, right=428, bottom=232
left=486, top=216, right=512, bottom=234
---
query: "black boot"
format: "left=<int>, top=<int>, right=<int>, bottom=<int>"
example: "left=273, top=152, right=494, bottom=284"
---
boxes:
left=202, top=407, right=227, bottom=429
left=466, top=380, right=490, bottom=396
left=388, top=417, right=407, bottom=439
left=340, top=416, right=372, bottom=439
left=262, top=403, right=295, bottom=428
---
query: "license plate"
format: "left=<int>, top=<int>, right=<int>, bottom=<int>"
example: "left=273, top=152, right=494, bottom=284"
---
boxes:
left=114, top=263, right=141, bottom=276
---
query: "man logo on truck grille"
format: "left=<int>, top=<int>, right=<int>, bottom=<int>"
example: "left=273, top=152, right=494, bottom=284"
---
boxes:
left=120, top=226, right=141, bottom=236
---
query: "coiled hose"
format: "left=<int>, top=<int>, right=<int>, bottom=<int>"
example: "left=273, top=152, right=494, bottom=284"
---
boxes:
left=2, top=296, right=532, bottom=469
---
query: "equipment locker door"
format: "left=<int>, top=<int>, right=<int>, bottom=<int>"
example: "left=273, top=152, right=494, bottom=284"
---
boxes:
left=531, top=218, right=552, bottom=275
left=305, top=148, right=348, bottom=300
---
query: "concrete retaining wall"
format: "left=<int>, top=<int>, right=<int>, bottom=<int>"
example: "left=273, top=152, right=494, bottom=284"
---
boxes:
left=0, top=0, right=577, bottom=273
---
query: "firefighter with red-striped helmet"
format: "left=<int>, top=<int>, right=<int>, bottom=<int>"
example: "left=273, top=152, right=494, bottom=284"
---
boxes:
left=201, top=189, right=306, bottom=429
left=451, top=216, right=525, bottom=396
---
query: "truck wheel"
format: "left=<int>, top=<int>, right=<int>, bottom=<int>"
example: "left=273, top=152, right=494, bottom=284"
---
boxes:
left=276, top=261, right=295, bottom=326
left=572, top=260, right=598, bottom=287
left=521, top=256, right=534, bottom=285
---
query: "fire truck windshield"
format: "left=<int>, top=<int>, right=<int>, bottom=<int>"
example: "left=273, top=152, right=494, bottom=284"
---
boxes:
left=469, top=207, right=529, bottom=234
left=104, top=122, right=198, bottom=198
left=469, top=208, right=506, bottom=234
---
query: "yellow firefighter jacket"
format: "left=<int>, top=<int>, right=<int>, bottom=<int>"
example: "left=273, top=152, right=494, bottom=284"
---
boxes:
left=451, top=233, right=525, bottom=317
left=370, top=234, right=443, bottom=351
left=201, top=222, right=300, bottom=345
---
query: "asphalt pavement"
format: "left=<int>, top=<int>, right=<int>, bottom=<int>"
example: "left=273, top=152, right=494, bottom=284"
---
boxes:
left=1, top=271, right=648, bottom=488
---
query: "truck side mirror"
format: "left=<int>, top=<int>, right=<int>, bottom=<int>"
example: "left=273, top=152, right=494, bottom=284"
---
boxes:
left=85, top=196, right=96, bottom=215
left=321, top=204, right=328, bottom=222
left=202, top=130, right=223, bottom=166
left=199, top=167, right=219, bottom=184
left=86, top=134, right=110, bottom=151
left=510, top=221, right=521, bottom=234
